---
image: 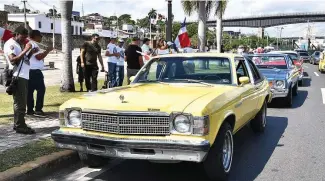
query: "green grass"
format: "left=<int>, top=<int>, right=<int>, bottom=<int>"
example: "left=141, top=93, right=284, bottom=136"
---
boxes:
left=0, top=138, right=62, bottom=172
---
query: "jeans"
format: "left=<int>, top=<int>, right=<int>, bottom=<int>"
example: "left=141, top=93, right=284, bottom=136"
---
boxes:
left=27, top=70, right=45, bottom=113
left=13, top=77, right=28, bottom=128
left=84, top=65, right=98, bottom=91
left=116, top=65, right=124, bottom=86
left=108, top=62, right=117, bottom=88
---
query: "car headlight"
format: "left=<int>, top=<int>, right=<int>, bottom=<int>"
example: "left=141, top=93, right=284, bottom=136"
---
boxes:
left=274, top=80, right=285, bottom=89
left=171, top=113, right=209, bottom=135
left=64, top=109, right=82, bottom=128
left=173, top=115, right=191, bottom=133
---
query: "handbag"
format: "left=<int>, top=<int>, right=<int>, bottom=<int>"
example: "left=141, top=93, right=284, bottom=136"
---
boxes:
left=6, top=59, right=23, bottom=95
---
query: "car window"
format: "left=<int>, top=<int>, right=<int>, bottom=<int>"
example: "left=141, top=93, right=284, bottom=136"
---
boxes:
left=247, top=59, right=262, bottom=83
left=136, top=57, right=232, bottom=85
left=298, top=52, right=309, bottom=56
left=235, top=59, right=250, bottom=85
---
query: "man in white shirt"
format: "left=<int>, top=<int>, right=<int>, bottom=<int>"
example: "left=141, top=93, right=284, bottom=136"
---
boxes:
left=4, top=27, right=35, bottom=134
left=115, top=39, right=125, bottom=86
left=141, top=38, right=151, bottom=63
left=105, top=37, right=120, bottom=88
left=27, top=30, right=53, bottom=117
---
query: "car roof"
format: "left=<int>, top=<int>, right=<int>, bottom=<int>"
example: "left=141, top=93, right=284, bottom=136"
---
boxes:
left=155, top=53, right=243, bottom=60
left=245, top=53, right=288, bottom=57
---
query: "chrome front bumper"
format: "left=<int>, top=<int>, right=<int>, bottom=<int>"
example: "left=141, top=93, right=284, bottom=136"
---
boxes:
left=270, top=88, right=289, bottom=98
left=51, top=130, right=210, bottom=163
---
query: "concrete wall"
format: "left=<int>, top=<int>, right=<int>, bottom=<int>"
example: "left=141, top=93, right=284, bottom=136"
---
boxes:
left=39, top=33, right=110, bottom=50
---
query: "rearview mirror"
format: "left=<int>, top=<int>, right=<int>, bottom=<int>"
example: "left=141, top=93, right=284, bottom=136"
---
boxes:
left=239, top=76, right=250, bottom=85
left=129, top=76, right=135, bottom=82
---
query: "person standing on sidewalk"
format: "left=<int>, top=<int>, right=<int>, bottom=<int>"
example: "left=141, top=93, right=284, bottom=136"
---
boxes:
left=125, top=37, right=143, bottom=85
left=141, top=38, right=151, bottom=64
left=26, top=30, right=53, bottom=117
left=80, top=34, right=105, bottom=92
left=3, top=27, right=35, bottom=134
left=105, top=37, right=120, bottom=88
left=115, top=39, right=125, bottom=87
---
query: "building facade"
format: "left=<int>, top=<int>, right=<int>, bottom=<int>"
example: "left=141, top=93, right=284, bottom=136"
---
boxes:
left=8, top=13, right=84, bottom=35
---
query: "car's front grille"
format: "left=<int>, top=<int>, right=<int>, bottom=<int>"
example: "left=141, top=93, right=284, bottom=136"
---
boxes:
left=81, top=113, right=170, bottom=135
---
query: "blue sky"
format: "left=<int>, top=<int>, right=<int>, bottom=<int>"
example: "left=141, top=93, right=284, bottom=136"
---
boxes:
left=2, top=0, right=325, bottom=38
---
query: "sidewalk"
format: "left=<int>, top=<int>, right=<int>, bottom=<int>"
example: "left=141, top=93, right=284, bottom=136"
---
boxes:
left=0, top=114, right=59, bottom=153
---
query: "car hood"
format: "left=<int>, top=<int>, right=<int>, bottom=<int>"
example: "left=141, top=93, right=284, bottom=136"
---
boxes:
left=259, top=69, right=288, bottom=81
left=61, top=83, right=236, bottom=114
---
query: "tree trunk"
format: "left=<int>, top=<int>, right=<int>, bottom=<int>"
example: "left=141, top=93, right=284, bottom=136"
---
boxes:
left=198, top=1, right=207, bottom=69
left=60, top=0, right=75, bottom=92
left=216, top=1, right=222, bottom=53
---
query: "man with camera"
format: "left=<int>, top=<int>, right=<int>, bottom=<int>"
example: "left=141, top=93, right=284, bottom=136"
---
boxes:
left=3, top=27, right=36, bottom=134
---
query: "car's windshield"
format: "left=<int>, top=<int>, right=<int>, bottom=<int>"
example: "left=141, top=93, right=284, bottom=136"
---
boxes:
left=246, top=55, right=288, bottom=69
left=314, top=52, right=320, bottom=57
left=298, top=52, right=309, bottom=56
left=286, top=53, right=298, bottom=60
left=135, top=57, right=232, bottom=85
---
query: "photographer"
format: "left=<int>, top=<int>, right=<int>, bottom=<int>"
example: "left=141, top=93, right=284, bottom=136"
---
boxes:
left=3, top=27, right=36, bottom=134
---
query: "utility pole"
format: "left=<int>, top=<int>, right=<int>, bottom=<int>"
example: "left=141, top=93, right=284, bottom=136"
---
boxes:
left=52, top=5, right=56, bottom=49
left=166, top=0, right=172, bottom=41
left=22, top=0, right=27, bottom=28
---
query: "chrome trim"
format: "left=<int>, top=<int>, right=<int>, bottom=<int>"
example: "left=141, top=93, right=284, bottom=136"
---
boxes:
left=270, top=89, right=289, bottom=98
left=55, top=142, right=207, bottom=162
left=82, top=109, right=170, bottom=117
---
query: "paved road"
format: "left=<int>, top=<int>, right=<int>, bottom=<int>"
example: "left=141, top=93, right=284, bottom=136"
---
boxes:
left=41, top=64, right=325, bottom=181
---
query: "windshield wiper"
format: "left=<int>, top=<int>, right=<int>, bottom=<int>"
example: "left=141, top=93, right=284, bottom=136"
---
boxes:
left=173, top=79, right=213, bottom=86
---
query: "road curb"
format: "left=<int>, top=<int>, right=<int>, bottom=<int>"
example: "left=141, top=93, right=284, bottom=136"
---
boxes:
left=0, top=150, right=79, bottom=181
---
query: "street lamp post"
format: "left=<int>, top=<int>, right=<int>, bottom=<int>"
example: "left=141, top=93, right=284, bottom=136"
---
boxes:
left=166, top=0, right=172, bottom=41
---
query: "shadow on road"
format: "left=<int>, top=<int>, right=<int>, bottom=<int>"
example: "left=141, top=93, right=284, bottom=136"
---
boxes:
left=301, top=77, right=311, bottom=87
left=268, top=90, right=308, bottom=109
left=229, top=116, right=288, bottom=181
left=89, top=116, right=287, bottom=181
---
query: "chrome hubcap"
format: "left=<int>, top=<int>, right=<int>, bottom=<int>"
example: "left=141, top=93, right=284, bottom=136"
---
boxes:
left=222, top=130, right=233, bottom=172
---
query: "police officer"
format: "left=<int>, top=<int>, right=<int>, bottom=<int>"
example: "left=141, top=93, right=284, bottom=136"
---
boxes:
left=4, top=27, right=36, bottom=134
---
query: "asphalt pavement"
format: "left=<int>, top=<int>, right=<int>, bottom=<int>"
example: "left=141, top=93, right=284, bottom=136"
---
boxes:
left=38, top=63, right=325, bottom=181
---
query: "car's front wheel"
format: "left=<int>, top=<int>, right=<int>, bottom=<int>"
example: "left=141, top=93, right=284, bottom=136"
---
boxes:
left=298, top=79, right=303, bottom=86
left=78, top=152, right=109, bottom=168
left=203, top=122, right=233, bottom=181
left=250, top=100, right=267, bottom=133
left=283, top=87, right=293, bottom=107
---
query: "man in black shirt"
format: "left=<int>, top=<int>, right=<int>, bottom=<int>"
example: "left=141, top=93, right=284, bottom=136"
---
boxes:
left=125, top=37, right=143, bottom=84
left=80, top=34, right=104, bottom=92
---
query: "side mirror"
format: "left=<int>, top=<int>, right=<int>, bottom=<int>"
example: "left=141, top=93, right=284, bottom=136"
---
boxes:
left=239, top=76, right=250, bottom=85
left=129, top=76, right=135, bottom=82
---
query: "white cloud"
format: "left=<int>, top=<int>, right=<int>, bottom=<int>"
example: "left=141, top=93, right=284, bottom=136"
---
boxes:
left=1, top=0, right=325, bottom=37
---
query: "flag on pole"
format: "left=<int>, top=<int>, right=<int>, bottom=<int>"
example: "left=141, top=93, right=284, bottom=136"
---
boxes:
left=174, top=18, right=191, bottom=49
left=0, top=27, right=14, bottom=42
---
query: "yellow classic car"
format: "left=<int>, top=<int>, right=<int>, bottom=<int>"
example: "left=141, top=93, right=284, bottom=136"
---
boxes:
left=51, top=53, right=271, bottom=181
left=319, top=51, right=325, bottom=73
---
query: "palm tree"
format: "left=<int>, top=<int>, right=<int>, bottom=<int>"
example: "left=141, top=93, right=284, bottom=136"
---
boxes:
left=216, top=0, right=228, bottom=53
left=60, top=0, right=75, bottom=92
left=148, top=8, right=157, bottom=19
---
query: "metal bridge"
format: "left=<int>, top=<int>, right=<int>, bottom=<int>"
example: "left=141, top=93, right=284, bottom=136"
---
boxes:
left=185, top=12, right=325, bottom=28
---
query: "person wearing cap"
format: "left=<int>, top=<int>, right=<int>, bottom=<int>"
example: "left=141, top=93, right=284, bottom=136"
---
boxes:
left=115, top=39, right=125, bottom=86
left=80, top=33, right=105, bottom=92
left=125, top=37, right=143, bottom=84
left=105, top=37, right=120, bottom=88
left=26, top=30, right=53, bottom=117
left=3, top=26, right=36, bottom=134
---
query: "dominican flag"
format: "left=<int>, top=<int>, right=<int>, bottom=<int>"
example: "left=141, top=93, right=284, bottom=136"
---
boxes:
left=174, top=18, right=191, bottom=48
left=0, top=27, right=14, bottom=42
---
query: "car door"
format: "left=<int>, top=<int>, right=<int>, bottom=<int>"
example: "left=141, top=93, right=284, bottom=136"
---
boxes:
left=233, top=58, right=257, bottom=131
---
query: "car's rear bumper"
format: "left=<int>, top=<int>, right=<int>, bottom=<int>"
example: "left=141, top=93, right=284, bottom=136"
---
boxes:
left=51, top=130, right=210, bottom=163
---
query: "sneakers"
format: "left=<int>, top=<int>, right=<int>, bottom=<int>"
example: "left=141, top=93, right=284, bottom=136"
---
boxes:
left=26, top=111, right=35, bottom=115
left=13, top=125, right=35, bottom=134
